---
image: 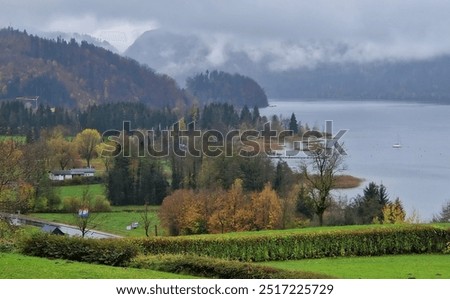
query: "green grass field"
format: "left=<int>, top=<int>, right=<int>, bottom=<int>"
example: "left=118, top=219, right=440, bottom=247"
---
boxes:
left=0, top=253, right=194, bottom=279
left=55, top=184, right=105, bottom=199
left=261, top=254, right=450, bottom=279
left=0, top=135, right=26, bottom=143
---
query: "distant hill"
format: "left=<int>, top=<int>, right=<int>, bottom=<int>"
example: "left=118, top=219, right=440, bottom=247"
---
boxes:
left=125, top=29, right=209, bottom=83
left=126, top=29, right=450, bottom=103
left=255, top=58, right=450, bottom=103
left=0, top=28, right=190, bottom=109
left=186, top=70, right=268, bottom=107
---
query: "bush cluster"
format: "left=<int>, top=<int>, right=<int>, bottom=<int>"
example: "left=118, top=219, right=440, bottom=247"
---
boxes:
left=62, top=195, right=111, bottom=213
left=444, top=242, right=450, bottom=254
left=19, top=233, right=137, bottom=266
left=135, top=226, right=450, bottom=262
left=0, top=218, right=21, bottom=252
left=130, top=254, right=333, bottom=279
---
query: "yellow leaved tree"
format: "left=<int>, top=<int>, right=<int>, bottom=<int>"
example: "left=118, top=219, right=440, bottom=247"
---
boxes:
left=74, top=129, right=101, bottom=168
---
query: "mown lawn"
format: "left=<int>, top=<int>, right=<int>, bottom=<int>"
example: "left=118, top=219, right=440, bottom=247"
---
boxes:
left=54, top=184, right=105, bottom=199
left=0, top=253, right=194, bottom=279
left=261, top=254, right=450, bottom=279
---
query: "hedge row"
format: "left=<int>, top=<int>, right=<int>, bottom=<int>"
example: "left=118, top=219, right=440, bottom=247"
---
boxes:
left=17, top=226, right=450, bottom=267
left=19, top=233, right=137, bottom=266
left=130, top=254, right=334, bottom=279
left=135, top=226, right=450, bottom=262
left=51, top=176, right=104, bottom=186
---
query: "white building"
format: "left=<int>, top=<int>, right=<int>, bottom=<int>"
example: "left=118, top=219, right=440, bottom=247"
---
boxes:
left=49, top=168, right=95, bottom=181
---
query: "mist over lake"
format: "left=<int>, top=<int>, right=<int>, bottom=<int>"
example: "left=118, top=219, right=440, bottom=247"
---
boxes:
left=260, top=100, right=450, bottom=221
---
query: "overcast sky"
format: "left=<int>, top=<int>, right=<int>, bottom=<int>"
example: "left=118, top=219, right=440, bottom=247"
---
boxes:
left=2, top=0, right=450, bottom=67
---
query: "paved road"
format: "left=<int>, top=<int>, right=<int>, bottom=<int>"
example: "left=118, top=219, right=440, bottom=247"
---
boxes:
left=1, top=213, right=121, bottom=239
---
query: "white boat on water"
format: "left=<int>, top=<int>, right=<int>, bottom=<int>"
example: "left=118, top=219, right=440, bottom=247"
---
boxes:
left=392, top=135, right=402, bottom=148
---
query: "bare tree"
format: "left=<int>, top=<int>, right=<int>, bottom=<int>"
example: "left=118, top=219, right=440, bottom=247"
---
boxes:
left=432, top=201, right=450, bottom=223
left=72, top=188, right=99, bottom=238
left=139, top=202, right=152, bottom=237
left=301, top=145, right=346, bottom=226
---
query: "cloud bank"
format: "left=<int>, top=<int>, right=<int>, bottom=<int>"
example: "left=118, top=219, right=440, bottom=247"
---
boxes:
left=2, top=0, right=450, bottom=68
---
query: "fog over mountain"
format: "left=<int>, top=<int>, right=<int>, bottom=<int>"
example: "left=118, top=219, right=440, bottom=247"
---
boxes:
left=125, top=29, right=450, bottom=102
left=3, top=1, right=450, bottom=101
left=38, top=31, right=119, bottom=53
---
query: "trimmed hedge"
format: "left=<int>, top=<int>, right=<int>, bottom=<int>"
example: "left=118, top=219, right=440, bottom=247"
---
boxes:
left=19, top=233, right=137, bottom=266
left=135, top=226, right=450, bottom=262
left=130, top=254, right=334, bottom=279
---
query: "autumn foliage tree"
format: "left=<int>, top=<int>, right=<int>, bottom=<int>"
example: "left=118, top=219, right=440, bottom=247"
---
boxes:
left=381, top=198, right=406, bottom=224
left=0, top=140, right=36, bottom=213
left=251, top=184, right=282, bottom=230
left=74, top=128, right=101, bottom=168
left=0, top=140, right=23, bottom=193
left=47, top=134, right=78, bottom=170
left=159, top=189, right=206, bottom=236
left=159, top=180, right=285, bottom=236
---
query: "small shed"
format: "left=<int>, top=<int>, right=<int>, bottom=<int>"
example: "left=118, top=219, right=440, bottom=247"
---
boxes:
left=41, top=224, right=65, bottom=236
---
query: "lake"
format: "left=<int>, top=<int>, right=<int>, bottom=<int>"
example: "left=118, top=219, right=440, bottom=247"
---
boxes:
left=260, top=99, right=450, bottom=221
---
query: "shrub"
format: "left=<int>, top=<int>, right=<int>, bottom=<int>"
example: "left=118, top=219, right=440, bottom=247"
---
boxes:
left=19, top=233, right=138, bottom=266
left=93, top=195, right=111, bottom=212
left=62, top=195, right=111, bottom=212
left=0, top=239, right=15, bottom=252
left=130, top=254, right=333, bottom=279
left=0, top=218, right=27, bottom=252
left=62, top=197, right=80, bottom=212
left=135, top=226, right=450, bottom=262
left=444, top=242, right=450, bottom=254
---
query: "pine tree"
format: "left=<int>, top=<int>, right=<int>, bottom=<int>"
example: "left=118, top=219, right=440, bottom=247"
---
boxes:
left=289, top=113, right=299, bottom=134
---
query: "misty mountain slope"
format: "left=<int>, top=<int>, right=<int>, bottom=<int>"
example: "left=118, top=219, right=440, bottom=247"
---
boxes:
left=125, top=29, right=264, bottom=86
left=125, top=30, right=450, bottom=103
left=125, top=29, right=210, bottom=84
left=0, top=28, right=190, bottom=109
left=257, top=57, right=450, bottom=101
left=38, top=31, right=119, bottom=53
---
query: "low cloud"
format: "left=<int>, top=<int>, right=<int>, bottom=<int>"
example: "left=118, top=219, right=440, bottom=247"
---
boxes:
left=2, top=0, right=450, bottom=67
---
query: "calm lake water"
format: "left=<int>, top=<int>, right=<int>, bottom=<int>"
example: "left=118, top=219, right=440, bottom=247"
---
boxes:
left=260, top=99, right=450, bottom=221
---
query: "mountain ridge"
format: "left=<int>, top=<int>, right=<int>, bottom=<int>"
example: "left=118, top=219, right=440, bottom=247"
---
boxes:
left=0, top=28, right=190, bottom=109
left=125, top=29, right=450, bottom=103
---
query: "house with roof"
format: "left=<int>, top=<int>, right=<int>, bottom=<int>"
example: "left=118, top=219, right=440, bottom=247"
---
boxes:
left=49, top=168, right=96, bottom=181
left=41, top=224, right=65, bottom=235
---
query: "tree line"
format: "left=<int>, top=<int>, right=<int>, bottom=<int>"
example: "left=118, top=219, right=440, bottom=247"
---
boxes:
left=0, top=100, right=298, bottom=140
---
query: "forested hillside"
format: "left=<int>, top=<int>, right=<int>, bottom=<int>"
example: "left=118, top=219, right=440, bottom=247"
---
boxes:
left=0, top=28, right=190, bottom=109
left=186, top=70, right=268, bottom=107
